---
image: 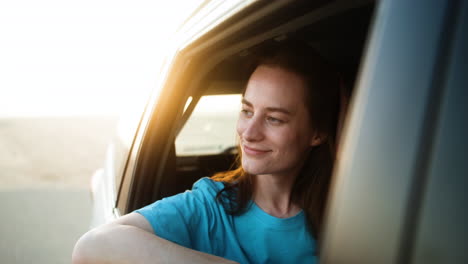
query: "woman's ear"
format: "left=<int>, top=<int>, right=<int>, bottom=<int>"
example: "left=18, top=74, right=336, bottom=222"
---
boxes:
left=310, top=133, right=326, bottom=147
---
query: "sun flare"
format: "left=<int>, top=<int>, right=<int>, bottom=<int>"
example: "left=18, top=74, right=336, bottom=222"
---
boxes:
left=0, top=0, right=203, bottom=117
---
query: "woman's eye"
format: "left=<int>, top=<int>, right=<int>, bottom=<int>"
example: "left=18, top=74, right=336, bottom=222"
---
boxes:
left=266, top=116, right=284, bottom=124
left=241, top=109, right=253, bottom=117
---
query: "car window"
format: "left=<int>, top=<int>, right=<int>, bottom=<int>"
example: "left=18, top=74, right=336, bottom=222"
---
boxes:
left=175, top=94, right=241, bottom=156
left=121, top=0, right=375, bottom=215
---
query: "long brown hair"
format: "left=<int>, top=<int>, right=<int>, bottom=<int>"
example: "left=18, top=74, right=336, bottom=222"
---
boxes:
left=211, top=40, right=340, bottom=240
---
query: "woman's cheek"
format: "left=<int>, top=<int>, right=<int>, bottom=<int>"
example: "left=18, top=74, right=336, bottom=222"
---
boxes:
left=272, top=127, right=296, bottom=146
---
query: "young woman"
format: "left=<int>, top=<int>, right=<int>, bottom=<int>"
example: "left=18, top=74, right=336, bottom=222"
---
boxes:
left=72, top=41, right=340, bottom=264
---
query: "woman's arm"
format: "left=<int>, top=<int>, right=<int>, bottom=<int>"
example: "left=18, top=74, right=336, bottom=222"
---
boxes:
left=72, top=212, right=238, bottom=264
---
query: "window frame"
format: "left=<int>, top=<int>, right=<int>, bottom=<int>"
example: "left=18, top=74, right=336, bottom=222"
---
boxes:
left=116, top=0, right=376, bottom=215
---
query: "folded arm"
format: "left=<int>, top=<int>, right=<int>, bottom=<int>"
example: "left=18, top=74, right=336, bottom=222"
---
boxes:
left=72, top=212, right=237, bottom=264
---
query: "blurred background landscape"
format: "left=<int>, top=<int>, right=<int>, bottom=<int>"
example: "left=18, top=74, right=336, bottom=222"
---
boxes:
left=0, top=0, right=200, bottom=263
left=0, top=117, right=118, bottom=189
left=0, top=116, right=117, bottom=263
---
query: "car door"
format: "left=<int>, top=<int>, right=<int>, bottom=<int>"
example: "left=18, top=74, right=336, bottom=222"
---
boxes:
left=321, top=0, right=468, bottom=263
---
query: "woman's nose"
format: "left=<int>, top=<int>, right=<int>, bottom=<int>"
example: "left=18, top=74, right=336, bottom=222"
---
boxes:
left=242, top=117, right=264, bottom=142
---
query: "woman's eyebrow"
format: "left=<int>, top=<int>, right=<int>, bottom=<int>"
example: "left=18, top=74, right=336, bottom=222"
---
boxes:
left=242, top=98, right=292, bottom=115
left=241, top=98, right=253, bottom=107
left=266, top=107, right=292, bottom=115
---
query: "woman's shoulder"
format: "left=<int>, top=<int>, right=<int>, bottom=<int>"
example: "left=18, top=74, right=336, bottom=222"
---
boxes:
left=192, top=177, right=225, bottom=197
left=135, top=177, right=225, bottom=221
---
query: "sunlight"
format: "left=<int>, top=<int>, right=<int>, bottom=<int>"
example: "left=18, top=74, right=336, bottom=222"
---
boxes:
left=195, top=94, right=242, bottom=113
left=0, top=0, right=203, bottom=117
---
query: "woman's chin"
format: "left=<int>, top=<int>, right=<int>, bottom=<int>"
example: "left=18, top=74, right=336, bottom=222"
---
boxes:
left=242, top=161, right=269, bottom=175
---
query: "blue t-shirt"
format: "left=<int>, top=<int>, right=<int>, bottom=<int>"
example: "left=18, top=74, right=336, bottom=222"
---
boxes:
left=136, top=177, right=317, bottom=264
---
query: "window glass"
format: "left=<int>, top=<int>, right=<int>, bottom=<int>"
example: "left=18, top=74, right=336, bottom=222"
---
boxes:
left=175, top=94, right=241, bottom=156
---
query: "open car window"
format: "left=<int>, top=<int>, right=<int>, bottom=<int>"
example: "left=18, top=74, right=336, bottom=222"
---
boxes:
left=120, top=0, right=375, bottom=217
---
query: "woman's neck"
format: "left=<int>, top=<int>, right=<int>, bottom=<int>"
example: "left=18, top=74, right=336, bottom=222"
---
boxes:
left=252, top=173, right=302, bottom=218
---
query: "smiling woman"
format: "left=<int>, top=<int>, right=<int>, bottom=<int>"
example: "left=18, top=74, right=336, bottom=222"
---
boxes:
left=0, top=0, right=201, bottom=117
left=211, top=41, right=340, bottom=241
left=72, top=39, right=341, bottom=264
left=237, top=65, right=318, bottom=177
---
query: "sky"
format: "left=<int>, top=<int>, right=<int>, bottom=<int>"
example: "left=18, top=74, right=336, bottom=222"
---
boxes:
left=0, top=0, right=203, bottom=117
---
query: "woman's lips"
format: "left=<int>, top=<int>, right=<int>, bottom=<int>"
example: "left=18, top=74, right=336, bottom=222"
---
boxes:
left=242, top=145, right=271, bottom=156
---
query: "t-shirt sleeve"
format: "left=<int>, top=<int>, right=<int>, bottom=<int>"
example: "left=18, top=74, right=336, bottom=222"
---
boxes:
left=135, top=177, right=223, bottom=249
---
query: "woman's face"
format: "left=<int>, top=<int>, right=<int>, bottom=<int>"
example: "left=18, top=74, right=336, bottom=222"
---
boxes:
left=237, top=65, right=319, bottom=177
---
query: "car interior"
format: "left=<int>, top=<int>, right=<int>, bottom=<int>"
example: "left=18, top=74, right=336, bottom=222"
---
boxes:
left=118, top=0, right=376, bottom=214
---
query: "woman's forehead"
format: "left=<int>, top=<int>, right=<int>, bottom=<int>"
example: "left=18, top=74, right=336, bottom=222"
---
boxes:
left=244, top=65, right=308, bottom=111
